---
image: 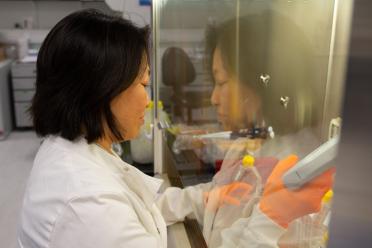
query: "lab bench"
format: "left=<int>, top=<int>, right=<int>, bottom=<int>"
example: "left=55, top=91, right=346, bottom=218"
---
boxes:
left=162, top=131, right=211, bottom=248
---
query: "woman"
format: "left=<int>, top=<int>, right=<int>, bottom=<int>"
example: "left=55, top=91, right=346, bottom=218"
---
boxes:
left=18, top=9, right=167, bottom=247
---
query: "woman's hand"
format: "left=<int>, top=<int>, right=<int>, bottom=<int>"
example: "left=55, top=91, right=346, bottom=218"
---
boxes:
left=259, top=155, right=335, bottom=228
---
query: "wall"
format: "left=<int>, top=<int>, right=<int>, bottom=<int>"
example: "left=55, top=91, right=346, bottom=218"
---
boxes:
left=0, top=0, right=151, bottom=59
left=0, top=0, right=151, bottom=29
left=0, top=1, right=116, bottom=29
left=106, top=0, right=151, bottom=26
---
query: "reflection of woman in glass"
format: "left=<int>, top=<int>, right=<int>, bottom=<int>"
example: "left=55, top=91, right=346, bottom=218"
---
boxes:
left=206, top=11, right=320, bottom=144
left=208, top=25, right=262, bottom=133
left=157, top=11, right=334, bottom=248
left=174, top=9, right=322, bottom=163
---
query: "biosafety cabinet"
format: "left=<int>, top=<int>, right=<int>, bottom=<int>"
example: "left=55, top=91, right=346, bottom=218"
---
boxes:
left=151, top=0, right=371, bottom=247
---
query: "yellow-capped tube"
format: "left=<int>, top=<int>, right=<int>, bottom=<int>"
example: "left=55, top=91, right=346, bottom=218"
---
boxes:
left=234, top=155, right=254, bottom=181
left=316, top=189, right=334, bottom=227
left=322, top=189, right=334, bottom=204
left=234, top=155, right=263, bottom=198
left=242, top=155, right=255, bottom=168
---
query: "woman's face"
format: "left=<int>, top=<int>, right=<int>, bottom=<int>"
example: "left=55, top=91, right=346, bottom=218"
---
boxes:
left=210, top=47, right=260, bottom=130
left=110, top=62, right=150, bottom=141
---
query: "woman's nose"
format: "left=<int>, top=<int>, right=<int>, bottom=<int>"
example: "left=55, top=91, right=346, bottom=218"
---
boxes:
left=211, top=86, right=220, bottom=106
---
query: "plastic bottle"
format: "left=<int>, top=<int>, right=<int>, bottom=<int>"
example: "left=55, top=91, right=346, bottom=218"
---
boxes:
left=234, top=155, right=255, bottom=181
left=130, top=101, right=155, bottom=164
left=296, top=189, right=333, bottom=248
left=232, top=154, right=264, bottom=218
left=316, top=190, right=334, bottom=248
left=320, top=231, right=329, bottom=248
left=131, top=101, right=170, bottom=163
left=143, top=100, right=155, bottom=138
left=316, top=190, right=333, bottom=227
left=234, top=155, right=263, bottom=197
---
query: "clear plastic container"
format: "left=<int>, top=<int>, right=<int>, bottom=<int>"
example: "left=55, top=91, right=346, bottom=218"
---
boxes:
left=284, top=190, right=333, bottom=248
left=131, top=101, right=169, bottom=164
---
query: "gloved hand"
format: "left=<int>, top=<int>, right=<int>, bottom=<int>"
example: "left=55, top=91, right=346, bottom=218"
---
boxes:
left=203, top=182, right=252, bottom=213
left=259, top=155, right=335, bottom=228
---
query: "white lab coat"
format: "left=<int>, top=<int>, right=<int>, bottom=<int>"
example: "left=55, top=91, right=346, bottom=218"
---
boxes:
left=156, top=184, right=286, bottom=248
left=18, top=136, right=167, bottom=248
left=17, top=135, right=290, bottom=248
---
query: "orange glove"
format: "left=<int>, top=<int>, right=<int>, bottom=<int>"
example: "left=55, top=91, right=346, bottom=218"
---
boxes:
left=204, top=182, right=252, bottom=212
left=259, top=155, right=335, bottom=228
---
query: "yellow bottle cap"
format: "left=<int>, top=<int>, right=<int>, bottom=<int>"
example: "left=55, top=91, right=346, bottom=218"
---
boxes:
left=322, top=190, right=334, bottom=203
left=242, top=155, right=255, bottom=168
left=158, top=100, right=163, bottom=109
left=147, top=100, right=154, bottom=109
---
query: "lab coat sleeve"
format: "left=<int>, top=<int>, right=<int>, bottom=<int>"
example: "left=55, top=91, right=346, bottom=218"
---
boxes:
left=156, top=182, right=213, bottom=226
left=50, top=192, right=161, bottom=248
left=218, top=205, right=286, bottom=248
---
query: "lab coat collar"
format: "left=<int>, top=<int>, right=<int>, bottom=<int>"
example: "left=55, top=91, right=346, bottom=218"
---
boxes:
left=89, top=141, right=164, bottom=209
left=50, top=136, right=164, bottom=209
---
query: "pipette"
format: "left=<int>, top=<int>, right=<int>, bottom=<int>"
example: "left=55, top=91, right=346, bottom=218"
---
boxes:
left=196, top=126, right=275, bottom=140
left=282, top=136, right=339, bottom=190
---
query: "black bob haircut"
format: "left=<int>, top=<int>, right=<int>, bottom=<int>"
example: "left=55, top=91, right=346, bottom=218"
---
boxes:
left=31, top=9, right=150, bottom=143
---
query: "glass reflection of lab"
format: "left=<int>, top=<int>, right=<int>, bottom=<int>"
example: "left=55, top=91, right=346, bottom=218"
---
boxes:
left=154, top=1, right=350, bottom=247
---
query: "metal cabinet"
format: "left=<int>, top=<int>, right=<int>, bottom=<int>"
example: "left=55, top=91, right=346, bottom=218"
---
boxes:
left=11, top=62, right=36, bottom=128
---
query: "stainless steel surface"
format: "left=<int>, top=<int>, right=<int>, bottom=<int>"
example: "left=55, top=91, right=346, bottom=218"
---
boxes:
left=320, top=0, right=353, bottom=141
left=152, top=0, right=164, bottom=174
